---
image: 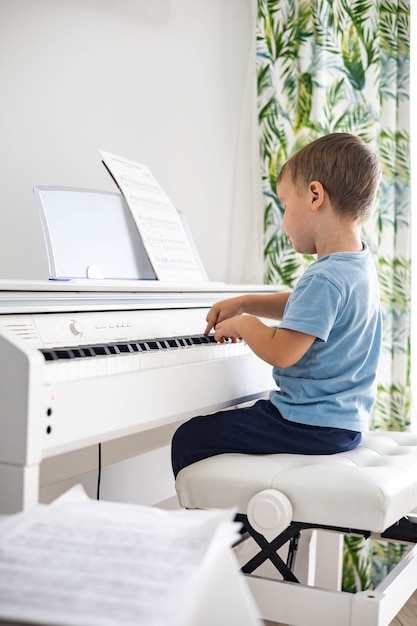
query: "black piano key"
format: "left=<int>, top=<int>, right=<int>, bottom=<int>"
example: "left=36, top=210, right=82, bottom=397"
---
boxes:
left=82, top=347, right=96, bottom=357
left=92, top=345, right=108, bottom=356
left=116, top=343, right=132, bottom=353
left=40, top=350, right=58, bottom=361
left=145, top=341, right=159, bottom=350
left=71, top=348, right=87, bottom=358
left=54, top=349, right=74, bottom=359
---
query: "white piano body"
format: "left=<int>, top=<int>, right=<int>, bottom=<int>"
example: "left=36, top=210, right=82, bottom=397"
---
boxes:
left=0, top=279, right=277, bottom=514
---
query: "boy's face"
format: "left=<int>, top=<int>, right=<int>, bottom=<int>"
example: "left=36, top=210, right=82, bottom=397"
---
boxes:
left=276, top=170, right=316, bottom=255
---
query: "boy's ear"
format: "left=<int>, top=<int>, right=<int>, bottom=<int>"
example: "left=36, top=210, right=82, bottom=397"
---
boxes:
left=309, top=180, right=325, bottom=211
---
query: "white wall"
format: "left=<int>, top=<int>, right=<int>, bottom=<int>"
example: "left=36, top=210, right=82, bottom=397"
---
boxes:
left=0, top=0, right=257, bottom=507
left=0, top=0, right=254, bottom=283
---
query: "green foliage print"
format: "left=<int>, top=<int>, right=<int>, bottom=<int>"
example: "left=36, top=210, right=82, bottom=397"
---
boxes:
left=257, top=0, right=411, bottom=593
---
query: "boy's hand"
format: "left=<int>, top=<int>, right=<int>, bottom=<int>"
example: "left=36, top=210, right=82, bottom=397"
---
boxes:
left=212, top=317, right=242, bottom=343
left=204, top=296, right=245, bottom=335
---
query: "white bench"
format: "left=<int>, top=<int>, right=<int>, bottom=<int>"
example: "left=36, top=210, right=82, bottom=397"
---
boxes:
left=175, top=430, right=417, bottom=626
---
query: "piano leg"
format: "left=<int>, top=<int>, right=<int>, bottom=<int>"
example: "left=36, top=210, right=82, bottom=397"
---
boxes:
left=0, top=462, right=39, bottom=515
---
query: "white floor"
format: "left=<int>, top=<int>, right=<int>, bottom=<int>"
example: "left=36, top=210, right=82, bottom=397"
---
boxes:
left=389, top=590, right=417, bottom=626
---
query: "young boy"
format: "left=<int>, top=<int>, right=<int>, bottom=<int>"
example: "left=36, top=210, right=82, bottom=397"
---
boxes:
left=171, top=133, right=382, bottom=478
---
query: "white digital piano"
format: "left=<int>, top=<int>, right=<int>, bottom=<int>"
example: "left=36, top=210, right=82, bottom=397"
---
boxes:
left=0, top=279, right=276, bottom=515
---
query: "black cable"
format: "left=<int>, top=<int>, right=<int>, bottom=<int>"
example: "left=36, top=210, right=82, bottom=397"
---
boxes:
left=97, top=442, right=102, bottom=500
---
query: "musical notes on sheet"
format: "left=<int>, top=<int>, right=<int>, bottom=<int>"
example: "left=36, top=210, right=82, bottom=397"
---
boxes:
left=101, top=151, right=207, bottom=283
left=0, top=485, right=242, bottom=626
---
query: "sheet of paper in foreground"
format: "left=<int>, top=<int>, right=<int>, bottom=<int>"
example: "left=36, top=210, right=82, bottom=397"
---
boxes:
left=0, top=485, right=259, bottom=626
left=100, top=150, right=207, bottom=284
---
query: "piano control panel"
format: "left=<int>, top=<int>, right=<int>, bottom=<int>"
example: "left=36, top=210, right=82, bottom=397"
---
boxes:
left=0, top=308, right=211, bottom=348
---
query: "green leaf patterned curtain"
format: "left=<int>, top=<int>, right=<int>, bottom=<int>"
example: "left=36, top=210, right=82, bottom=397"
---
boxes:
left=256, top=0, right=410, bottom=591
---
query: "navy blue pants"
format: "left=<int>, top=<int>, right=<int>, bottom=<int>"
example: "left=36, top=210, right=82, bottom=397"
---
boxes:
left=171, top=399, right=361, bottom=477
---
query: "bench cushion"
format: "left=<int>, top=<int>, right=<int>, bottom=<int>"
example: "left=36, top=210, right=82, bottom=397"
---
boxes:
left=175, top=431, right=417, bottom=533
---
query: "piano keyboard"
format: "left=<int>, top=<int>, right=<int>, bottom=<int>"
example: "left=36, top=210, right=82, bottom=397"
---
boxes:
left=39, top=334, right=250, bottom=383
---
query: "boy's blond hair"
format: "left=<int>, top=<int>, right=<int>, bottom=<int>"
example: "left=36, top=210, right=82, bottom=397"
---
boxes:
left=278, top=133, right=381, bottom=223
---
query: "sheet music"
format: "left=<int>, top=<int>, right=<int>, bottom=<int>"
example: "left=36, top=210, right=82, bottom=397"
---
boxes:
left=0, top=486, right=240, bottom=626
left=100, top=151, right=207, bottom=283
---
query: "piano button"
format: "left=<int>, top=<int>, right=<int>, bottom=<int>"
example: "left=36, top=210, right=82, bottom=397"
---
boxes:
left=139, top=342, right=150, bottom=351
left=166, top=338, right=180, bottom=348
left=129, top=343, right=140, bottom=352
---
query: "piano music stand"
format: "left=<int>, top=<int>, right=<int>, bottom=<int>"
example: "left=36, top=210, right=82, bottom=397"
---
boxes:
left=34, top=186, right=156, bottom=281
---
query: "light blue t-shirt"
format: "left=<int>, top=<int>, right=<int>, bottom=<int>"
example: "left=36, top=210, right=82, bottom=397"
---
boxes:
left=270, top=243, right=382, bottom=432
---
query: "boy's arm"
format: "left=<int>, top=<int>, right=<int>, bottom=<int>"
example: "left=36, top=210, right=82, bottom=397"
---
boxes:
left=204, top=292, right=291, bottom=335
left=214, top=315, right=316, bottom=368
left=205, top=292, right=313, bottom=368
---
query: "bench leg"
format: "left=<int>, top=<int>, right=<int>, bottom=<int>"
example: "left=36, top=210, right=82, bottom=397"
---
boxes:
left=245, top=542, right=417, bottom=626
left=235, top=513, right=303, bottom=582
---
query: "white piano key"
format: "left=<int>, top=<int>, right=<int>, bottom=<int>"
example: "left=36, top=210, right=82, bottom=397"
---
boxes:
left=76, top=359, right=89, bottom=381
left=161, top=348, right=182, bottom=368
left=95, top=357, right=108, bottom=378
left=141, top=351, right=162, bottom=370
left=55, top=361, right=69, bottom=383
